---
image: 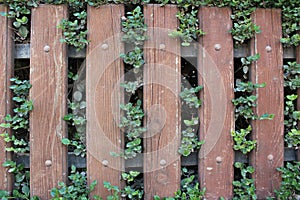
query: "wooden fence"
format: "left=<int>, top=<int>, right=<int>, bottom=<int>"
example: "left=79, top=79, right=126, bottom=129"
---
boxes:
left=0, top=4, right=299, bottom=200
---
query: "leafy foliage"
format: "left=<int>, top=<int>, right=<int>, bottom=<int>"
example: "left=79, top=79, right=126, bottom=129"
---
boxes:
left=104, top=171, right=143, bottom=200
left=154, top=168, right=206, bottom=200
left=114, top=100, right=146, bottom=159
left=169, top=8, right=204, bottom=46
left=283, top=62, right=300, bottom=90
left=232, top=162, right=256, bottom=200
left=274, top=162, right=300, bottom=199
left=284, top=95, right=300, bottom=132
left=0, top=0, right=37, bottom=42
left=58, top=10, right=89, bottom=51
left=0, top=78, right=34, bottom=199
left=231, top=125, right=256, bottom=154
left=0, top=161, right=38, bottom=200
left=157, top=0, right=204, bottom=46
left=50, top=165, right=100, bottom=200
left=121, top=6, right=147, bottom=46
left=179, top=86, right=204, bottom=156
left=178, top=117, right=204, bottom=156
left=62, top=100, right=87, bottom=158
left=179, top=86, right=203, bottom=109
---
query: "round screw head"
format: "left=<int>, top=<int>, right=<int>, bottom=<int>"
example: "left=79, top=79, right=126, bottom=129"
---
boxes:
left=214, top=44, right=221, bottom=51
left=159, top=43, right=166, bottom=50
left=160, top=159, right=167, bottom=166
left=267, top=154, right=274, bottom=161
left=44, top=45, right=50, bottom=52
left=216, top=156, right=222, bottom=163
left=121, top=193, right=127, bottom=198
left=102, top=160, right=109, bottom=166
left=266, top=45, right=272, bottom=52
left=45, top=160, right=52, bottom=167
left=101, top=43, right=108, bottom=50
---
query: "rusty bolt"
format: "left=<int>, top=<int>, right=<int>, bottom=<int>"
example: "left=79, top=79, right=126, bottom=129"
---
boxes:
left=159, top=43, right=166, bottom=50
left=267, top=154, right=274, bottom=161
left=214, top=44, right=221, bottom=51
left=44, top=45, right=50, bottom=52
left=266, top=45, right=272, bottom=52
left=101, top=43, right=109, bottom=50
left=216, top=156, right=222, bottom=163
left=45, top=160, right=52, bottom=167
left=160, top=159, right=167, bottom=166
left=102, top=160, right=109, bottom=166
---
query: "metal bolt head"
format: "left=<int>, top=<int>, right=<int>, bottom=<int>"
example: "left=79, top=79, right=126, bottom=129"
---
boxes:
left=102, top=160, right=109, bottom=166
left=160, top=159, right=167, bottom=166
left=214, top=44, right=221, bottom=51
left=101, top=43, right=108, bottom=50
left=267, top=154, right=274, bottom=161
left=159, top=43, right=166, bottom=50
left=216, top=156, right=222, bottom=163
left=45, top=160, right=52, bottom=167
left=121, top=193, right=127, bottom=198
left=44, top=45, right=50, bottom=52
left=266, top=45, right=272, bottom=52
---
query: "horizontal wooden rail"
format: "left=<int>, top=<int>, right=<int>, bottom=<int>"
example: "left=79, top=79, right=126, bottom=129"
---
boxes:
left=14, top=43, right=296, bottom=59
left=14, top=147, right=298, bottom=169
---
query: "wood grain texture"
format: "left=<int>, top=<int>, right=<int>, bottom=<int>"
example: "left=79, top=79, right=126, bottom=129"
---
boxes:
left=143, top=5, right=181, bottom=199
left=0, top=5, right=13, bottom=192
left=198, top=7, right=234, bottom=199
left=86, top=5, right=124, bottom=197
left=250, top=9, right=284, bottom=199
left=29, top=5, right=68, bottom=199
left=297, top=41, right=300, bottom=161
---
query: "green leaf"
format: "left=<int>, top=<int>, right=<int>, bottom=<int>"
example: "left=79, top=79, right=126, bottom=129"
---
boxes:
left=61, top=138, right=71, bottom=145
left=18, top=26, right=29, bottom=38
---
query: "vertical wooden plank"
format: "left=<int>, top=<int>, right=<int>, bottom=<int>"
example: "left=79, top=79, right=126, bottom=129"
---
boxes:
left=30, top=5, right=68, bottom=199
left=0, top=6, right=13, bottom=192
left=143, top=4, right=181, bottom=199
left=250, top=9, right=284, bottom=198
left=297, top=42, right=300, bottom=161
left=86, top=5, right=124, bottom=197
left=198, top=7, right=234, bottom=199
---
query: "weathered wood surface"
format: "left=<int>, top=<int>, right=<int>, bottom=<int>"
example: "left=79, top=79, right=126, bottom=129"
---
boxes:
left=29, top=5, right=68, bottom=199
left=297, top=40, right=300, bottom=161
left=250, top=9, right=284, bottom=199
left=198, top=7, right=235, bottom=199
left=86, top=5, right=124, bottom=197
left=143, top=4, right=181, bottom=199
left=0, top=5, right=13, bottom=192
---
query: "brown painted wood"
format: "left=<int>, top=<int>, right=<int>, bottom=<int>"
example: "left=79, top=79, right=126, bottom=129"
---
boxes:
left=86, top=5, right=124, bottom=197
left=143, top=4, right=181, bottom=199
left=198, top=7, right=234, bottom=199
left=250, top=9, right=284, bottom=199
left=296, top=42, right=300, bottom=161
left=0, top=6, right=13, bottom=192
left=29, top=5, right=68, bottom=199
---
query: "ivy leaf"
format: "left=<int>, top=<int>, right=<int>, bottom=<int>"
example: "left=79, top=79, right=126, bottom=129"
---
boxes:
left=61, top=138, right=71, bottom=145
left=18, top=26, right=29, bottom=38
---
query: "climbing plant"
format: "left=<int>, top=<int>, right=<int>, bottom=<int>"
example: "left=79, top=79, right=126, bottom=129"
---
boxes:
left=0, top=0, right=299, bottom=199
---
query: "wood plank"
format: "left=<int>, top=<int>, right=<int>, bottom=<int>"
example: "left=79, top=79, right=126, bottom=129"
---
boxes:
left=198, top=7, right=235, bottom=199
left=0, top=5, right=13, bottom=192
left=86, top=5, right=124, bottom=197
left=297, top=40, right=300, bottom=161
left=250, top=9, right=284, bottom=198
left=29, top=5, right=68, bottom=199
left=143, top=4, right=181, bottom=199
